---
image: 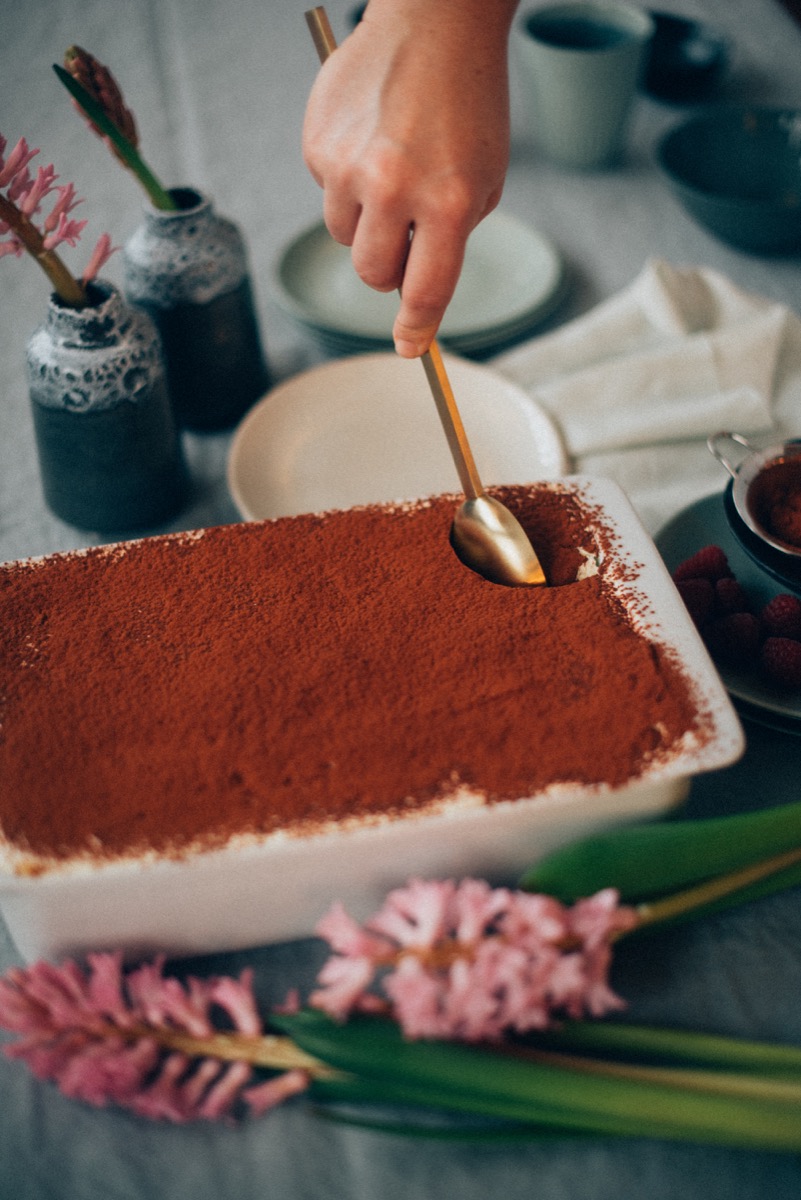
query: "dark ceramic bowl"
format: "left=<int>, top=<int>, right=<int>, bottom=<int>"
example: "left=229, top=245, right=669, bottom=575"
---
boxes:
left=642, top=11, right=729, bottom=103
left=710, top=432, right=801, bottom=593
left=657, top=107, right=801, bottom=253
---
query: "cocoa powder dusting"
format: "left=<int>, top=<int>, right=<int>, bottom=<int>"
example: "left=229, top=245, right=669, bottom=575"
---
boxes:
left=0, top=485, right=702, bottom=866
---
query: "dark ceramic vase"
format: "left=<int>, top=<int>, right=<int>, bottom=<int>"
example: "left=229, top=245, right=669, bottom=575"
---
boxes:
left=123, top=188, right=270, bottom=432
left=26, top=280, right=188, bottom=533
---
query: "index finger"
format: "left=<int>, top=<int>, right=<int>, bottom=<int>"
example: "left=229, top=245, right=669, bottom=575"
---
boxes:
left=392, top=221, right=468, bottom=358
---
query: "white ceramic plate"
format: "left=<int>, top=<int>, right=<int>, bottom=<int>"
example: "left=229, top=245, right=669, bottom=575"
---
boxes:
left=227, top=352, right=568, bottom=521
left=272, top=211, right=564, bottom=347
left=656, top=492, right=801, bottom=732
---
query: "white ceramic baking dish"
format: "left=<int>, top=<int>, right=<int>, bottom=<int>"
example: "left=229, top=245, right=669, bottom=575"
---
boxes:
left=0, top=477, right=744, bottom=964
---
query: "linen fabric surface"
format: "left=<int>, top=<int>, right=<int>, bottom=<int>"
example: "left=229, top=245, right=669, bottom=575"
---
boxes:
left=2, top=2, right=801, bottom=1199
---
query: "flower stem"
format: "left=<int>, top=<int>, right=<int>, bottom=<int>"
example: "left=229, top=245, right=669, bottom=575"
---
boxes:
left=119, top=1021, right=343, bottom=1079
left=529, top=1018, right=801, bottom=1076
left=0, top=193, right=87, bottom=307
left=631, top=845, right=801, bottom=934
left=53, top=65, right=178, bottom=212
left=508, top=1041, right=801, bottom=1103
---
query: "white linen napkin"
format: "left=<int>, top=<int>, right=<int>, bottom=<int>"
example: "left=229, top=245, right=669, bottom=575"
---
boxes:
left=493, top=259, right=784, bottom=457
left=491, top=259, right=799, bottom=532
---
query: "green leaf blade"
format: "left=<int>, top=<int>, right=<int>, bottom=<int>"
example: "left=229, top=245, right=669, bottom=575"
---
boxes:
left=277, top=1011, right=801, bottom=1153
left=53, top=64, right=177, bottom=211
left=519, top=799, right=801, bottom=904
left=534, top=1019, right=801, bottom=1077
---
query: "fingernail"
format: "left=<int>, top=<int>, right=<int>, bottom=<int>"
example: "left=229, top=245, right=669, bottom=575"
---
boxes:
left=394, top=336, right=427, bottom=359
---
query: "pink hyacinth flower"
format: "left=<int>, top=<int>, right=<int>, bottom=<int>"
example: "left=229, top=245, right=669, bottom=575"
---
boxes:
left=312, top=878, right=637, bottom=1041
left=0, top=130, right=117, bottom=304
left=0, top=953, right=310, bottom=1124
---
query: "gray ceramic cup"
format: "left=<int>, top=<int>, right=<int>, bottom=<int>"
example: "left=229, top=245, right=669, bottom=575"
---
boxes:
left=516, top=2, right=654, bottom=169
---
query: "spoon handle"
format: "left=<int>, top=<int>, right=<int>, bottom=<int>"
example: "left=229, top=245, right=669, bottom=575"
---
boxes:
left=421, top=343, right=483, bottom=502
left=305, top=5, right=337, bottom=60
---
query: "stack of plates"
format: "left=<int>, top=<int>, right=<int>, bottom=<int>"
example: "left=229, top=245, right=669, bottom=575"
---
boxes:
left=271, top=210, right=566, bottom=358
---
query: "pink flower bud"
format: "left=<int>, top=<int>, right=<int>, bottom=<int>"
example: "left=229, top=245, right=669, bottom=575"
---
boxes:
left=0, top=137, right=39, bottom=188
left=81, top=232, right=118, bottom=282
left=43, top=182, right=82, bottom=233
left=42, top=212, right=88, bottom=251
left=18, top=165, right=58, bottom=217
left=7, top=167, right=32, bottom=204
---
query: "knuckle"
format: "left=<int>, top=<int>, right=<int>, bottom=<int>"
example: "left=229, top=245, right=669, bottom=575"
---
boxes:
left=426, top=176, right=478, bottom=232
left=357, top=150, right=409, bottom=213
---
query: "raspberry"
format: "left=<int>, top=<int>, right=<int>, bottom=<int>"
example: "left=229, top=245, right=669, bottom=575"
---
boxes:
left=675, top=577, right=714, bottom=629
left=760, top=636, right=801, bottom=688
left=703, top=612, right=762, bottom=667
left=714, top=575, right=751, bottom=616
left=673, top=545, right=732, bottom=584
left=760, top=593, right=801, bottom=641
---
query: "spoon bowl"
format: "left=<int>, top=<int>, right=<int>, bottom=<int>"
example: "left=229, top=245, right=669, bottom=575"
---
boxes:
left=451, top=495, right=547, bottom=586
left=421, top=342, right=546, bottom=586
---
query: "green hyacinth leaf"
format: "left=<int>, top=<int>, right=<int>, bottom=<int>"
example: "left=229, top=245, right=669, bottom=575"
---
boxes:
left=519, top=799, right=801, bottom=905
left=53, top=65, right=177, bottom=211
left=277, top=1011, right=801, bottom=1152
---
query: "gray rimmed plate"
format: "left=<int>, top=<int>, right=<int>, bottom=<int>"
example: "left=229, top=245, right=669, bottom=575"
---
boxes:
left=271, top=210, right=565, bottom=356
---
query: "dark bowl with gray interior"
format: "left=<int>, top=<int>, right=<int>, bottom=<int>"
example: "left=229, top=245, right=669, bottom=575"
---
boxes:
left=657, top=107, right=801, bottom=254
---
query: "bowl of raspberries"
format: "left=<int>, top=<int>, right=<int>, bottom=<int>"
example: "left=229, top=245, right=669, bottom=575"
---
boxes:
left=673, top=542, right=801, bottom=691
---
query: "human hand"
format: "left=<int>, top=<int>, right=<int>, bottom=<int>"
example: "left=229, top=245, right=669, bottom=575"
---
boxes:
left=302, top=0, right=518, bottom=357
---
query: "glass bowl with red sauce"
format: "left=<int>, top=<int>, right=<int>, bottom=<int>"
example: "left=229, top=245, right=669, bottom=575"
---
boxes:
left=709, top=432, right=801, bottom=591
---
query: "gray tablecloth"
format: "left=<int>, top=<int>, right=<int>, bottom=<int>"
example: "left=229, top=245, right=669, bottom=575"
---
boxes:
left=2, top=2, right=801, bottom=1197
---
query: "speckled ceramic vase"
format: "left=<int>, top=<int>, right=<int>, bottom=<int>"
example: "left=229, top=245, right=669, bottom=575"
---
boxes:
left=26, top=280, right=188, bottom=533
left=123, top=188, right=270, bottom=432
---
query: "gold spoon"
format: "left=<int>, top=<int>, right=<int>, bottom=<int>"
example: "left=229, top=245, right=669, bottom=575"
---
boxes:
left=305, top=6, right=546, bottom=587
